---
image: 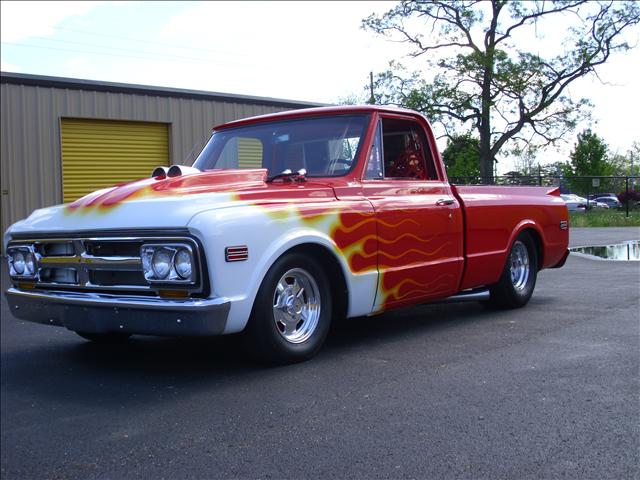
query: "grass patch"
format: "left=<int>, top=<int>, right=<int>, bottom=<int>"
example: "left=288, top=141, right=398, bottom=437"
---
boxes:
left=569, top=209, right=640, bottom=227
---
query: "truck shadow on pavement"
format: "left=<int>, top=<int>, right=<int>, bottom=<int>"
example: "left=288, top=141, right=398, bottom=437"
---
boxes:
left=1, top=299, right=544, bottom=408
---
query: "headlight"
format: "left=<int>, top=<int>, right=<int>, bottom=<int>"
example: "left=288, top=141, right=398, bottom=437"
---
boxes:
left=24, top=252, right=35, bottom=275
left=140, top=243, right=196, bottom=284
left=174, top=248, right=192, bottom=279
left=151, top=248, right=172, bottom=279
left=7, top=245, right=37, bottom=278
left=13, top=252, right=25, bottom=274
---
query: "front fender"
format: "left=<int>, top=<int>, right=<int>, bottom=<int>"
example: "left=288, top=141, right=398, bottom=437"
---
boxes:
left=187, top=204, right=378, bottom=333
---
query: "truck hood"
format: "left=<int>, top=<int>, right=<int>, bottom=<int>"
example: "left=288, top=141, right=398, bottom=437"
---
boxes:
left=7, top=169, right=338, bottom=236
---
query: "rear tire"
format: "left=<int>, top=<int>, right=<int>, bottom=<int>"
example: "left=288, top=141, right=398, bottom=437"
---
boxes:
left=244, top=252, right=332, bottom=364
left=75, top=332, right=131, bottom=343
left=488, top=232, right=538, bottom=309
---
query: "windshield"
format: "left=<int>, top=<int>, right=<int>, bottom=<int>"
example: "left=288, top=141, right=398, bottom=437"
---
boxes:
left=193, top=114, right=370, bottom=177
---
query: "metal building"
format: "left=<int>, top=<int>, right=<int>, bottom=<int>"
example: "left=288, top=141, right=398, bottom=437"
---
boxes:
left=0, top=72, right=321, bottom=240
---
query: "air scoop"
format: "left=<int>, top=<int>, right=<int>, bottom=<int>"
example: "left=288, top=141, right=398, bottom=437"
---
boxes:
left=151, top=165, right=201, bottom=178
left=167, top=165, right=201, bottom=177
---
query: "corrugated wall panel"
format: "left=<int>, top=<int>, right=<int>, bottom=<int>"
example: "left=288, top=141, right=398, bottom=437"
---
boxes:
left=1, top=80, right=308, bottom=248
left=60, top=119, right=169, bottom=202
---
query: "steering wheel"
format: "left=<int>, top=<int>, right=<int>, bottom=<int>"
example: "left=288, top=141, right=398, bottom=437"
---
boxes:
left=386, top=150, right=426, bottom=179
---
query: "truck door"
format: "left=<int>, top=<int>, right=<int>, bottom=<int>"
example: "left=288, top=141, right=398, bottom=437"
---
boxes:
left=362, top=115, right=464, bottom=311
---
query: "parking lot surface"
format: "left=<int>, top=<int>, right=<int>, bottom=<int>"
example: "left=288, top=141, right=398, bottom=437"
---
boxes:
left=2, top=228, right=639, bottom=479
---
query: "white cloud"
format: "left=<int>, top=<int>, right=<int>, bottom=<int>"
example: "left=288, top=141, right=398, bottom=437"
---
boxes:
left=0, top=1, right=103, bottom=43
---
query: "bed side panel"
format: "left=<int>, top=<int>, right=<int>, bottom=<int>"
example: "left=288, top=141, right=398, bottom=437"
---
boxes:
left=452, top=186, right=569, bottom=291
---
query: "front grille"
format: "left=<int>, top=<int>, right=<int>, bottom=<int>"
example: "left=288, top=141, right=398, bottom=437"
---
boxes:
left=8, top=235, right=203, bottom=295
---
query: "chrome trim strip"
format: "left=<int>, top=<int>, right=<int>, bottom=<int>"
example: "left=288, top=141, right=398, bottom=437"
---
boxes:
left=19, top=236, right=195, bottom=243
left=38, top=255, right=142, bottom=269
left=32, top=282, right=151, bottom=291
left=6, top=287, right=227, bottom=311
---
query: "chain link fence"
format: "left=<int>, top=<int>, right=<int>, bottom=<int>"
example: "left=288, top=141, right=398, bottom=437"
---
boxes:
left=449, top=175, right=640, bottom=217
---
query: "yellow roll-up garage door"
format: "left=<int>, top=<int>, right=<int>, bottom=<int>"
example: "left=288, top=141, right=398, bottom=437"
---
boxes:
left=237, top=137, right=263, bottom=168
left=60, top=119, right=169, bottom=203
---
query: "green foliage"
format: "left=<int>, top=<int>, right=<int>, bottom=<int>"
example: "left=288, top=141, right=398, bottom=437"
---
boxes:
left=363, top=1, right=640, bottom=181
left=539, top=162, right=566, bottom=177
left=442, top=134, right=481, bottom=179
left=608, top=141, right=640, bottom=175
left=337, top=93, right=365, bottom=106
left=567, top=129, right=614, bottom=177
left=562, top=129, right=618, bottom=194
left=569, top=210, right=640, bottom=227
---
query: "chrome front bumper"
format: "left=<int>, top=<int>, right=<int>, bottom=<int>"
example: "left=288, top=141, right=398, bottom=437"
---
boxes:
left=5, top=288, right=230, bottom=336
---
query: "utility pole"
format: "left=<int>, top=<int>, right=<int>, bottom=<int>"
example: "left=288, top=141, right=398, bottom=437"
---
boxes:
left=369, top=71, right=375, bottom=105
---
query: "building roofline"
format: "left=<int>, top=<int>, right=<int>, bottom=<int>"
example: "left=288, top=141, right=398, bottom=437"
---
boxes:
left=0, top=71, right=326, bottom=109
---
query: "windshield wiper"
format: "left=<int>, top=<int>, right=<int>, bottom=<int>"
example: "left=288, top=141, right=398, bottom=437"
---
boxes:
left=266, top=168, right=307, bottom=183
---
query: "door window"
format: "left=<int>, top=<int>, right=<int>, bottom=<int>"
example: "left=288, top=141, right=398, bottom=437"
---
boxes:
left=379, top=118, right=438, bottom=180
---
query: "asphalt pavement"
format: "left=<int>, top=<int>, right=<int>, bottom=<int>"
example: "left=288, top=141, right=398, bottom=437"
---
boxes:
left=1, top=228, right=639, bottom=479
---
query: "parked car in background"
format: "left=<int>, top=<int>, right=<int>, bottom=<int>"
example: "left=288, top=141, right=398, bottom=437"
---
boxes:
left=561, top=194, right=587, bottom=212
left=594, top=196, right=622, bottom=209
left=588, top=193, right=617, bottom=200
left=586, top=198, right=609, bottom=209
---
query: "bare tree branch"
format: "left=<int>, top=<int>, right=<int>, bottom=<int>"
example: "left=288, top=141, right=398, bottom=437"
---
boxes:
left=363, top=0, right=640, bottom=181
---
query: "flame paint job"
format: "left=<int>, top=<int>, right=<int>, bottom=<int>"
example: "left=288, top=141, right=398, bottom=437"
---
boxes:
left=66, top=169, right=269, bottom=212
left=5, top=106, right=569, bottom=335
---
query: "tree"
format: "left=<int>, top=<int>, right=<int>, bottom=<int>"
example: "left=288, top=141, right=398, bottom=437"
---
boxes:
left=567, top=129, right=613, bottom=176
left=442, top=134, right=481, bottom=180
left=363, top=1, right=640, bottom=182
left=563, top=129, right=617, bottom=194
left=608, top=141, right=640, bottom=176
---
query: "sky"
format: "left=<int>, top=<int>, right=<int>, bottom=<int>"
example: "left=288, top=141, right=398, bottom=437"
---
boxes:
left=1, top=1, right=639, bottom=173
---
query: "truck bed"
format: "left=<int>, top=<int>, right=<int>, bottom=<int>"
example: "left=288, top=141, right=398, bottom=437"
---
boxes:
left=451, top=185, right=569, bottom=291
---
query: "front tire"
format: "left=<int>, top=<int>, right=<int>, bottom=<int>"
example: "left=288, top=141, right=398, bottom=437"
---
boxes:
left=245, top=252, right=332, bottom=364
left=488, top=232, right=538, bottom=309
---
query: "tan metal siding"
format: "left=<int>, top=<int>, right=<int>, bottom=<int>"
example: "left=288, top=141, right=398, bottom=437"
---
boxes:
left=1, top=81, right=296, bottom=243
left=60, top=119, right=168, bottom=202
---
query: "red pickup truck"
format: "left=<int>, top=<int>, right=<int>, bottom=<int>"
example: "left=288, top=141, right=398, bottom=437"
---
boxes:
left=4, top=106, right=569, bottom=363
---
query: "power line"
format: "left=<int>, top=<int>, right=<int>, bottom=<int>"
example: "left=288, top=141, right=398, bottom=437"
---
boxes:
left=52, top=25, right=250, bottom=59
left=1, top=41, right=251, bottom=68
left=5, top=36, right=247, bottom=65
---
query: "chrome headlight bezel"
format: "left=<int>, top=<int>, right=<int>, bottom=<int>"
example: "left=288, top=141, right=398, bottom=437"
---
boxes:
left=140, top=243, right=197, bottom=284
left=7, top=245, right=38, bottom=279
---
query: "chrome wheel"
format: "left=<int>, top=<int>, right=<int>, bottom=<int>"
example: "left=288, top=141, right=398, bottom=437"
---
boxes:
left=272, top=268, right=321, bottom=344
left=510, top=240, right=530, bottom=291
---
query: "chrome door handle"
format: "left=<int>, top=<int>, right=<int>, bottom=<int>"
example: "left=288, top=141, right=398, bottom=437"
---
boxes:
left=435, top=199, right=455, bottom=206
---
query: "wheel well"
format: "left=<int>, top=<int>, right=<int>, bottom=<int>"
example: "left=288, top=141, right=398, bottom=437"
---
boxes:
left=521, top=228, right=543, bottom=269
left=287, top=243, right=348, bottom=320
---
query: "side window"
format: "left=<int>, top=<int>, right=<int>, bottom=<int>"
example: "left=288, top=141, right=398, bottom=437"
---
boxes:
left=381, top=118, right=438, bottom=180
